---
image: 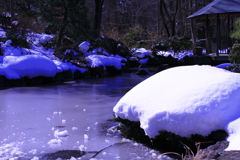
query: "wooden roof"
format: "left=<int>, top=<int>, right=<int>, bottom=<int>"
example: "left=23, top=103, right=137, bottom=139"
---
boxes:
left=188, top=0, right=240, bottom=19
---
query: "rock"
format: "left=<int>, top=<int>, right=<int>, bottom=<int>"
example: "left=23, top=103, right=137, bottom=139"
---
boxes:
left=121, top=63, right=130, bottom=73
left=0, top=75, right=6, bottom=86
left=194, top=141, right=229, bottom=159
left=105, top=66, right=121, bottom=76
left=157, top=64, right=168, bottom=72
left=166, top=55, right=178, bottom=66
left=63, top=70, right=73, bottom=80
left=78, top=41, right=90, bottom=52
left=128, top=58, right=139, bottom=67
left=182, top=56, right=213, bottom=65
left=54, top=72, right=65, bottom=82
left=29, top=76, right=44, bottom=85
left=73, top=70, right=82, bottom=79
left=43, top=150, right=86, bottom=160
left=218, top=151, right=240, bottom=160
left=89, top=65, right=105, bottom=77
left=202, top=56, right=213, bottom=65
left=136, top=69, right=149, bottom=75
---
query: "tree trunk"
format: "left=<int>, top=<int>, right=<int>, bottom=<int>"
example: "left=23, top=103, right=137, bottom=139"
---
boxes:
left=94, top=0, right=104, bottom=38
left=159, top=0, right=170, bottom=37
left=156, top=0, right=161, bottom=35
left=10, top=0, right=14, bottom=21
left=178, top=0, right=184, bottom=36
left=171, top=0, right=178, bottom=36
left=57, top=0, right=69, bottom=47
left=189, top=0, right=196, bottom=50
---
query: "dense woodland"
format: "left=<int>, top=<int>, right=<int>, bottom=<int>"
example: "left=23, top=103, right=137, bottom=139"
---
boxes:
left=0, top=0, right=234, bottom=52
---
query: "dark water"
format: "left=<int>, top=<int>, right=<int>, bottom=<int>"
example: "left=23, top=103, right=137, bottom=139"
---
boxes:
left=0, top=73, right=174, bottom=160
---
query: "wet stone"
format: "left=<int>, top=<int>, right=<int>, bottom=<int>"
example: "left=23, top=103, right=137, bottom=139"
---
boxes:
left=42, top=150, right=86, bottom=160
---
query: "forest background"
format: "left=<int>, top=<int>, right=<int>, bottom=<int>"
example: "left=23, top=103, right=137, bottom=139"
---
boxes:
left=1, top=0, right=229, bottom=55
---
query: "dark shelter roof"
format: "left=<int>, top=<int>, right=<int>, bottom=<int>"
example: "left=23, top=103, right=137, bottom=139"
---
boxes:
left=188, top=0, right=240, bottom=19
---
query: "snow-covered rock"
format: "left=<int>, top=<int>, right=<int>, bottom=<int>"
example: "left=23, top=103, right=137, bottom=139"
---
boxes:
left=78, top=41, right=90, bottom=53
left=54, top=130, right=69, bottom=138
left=1, top=55, right=57, bottom=79
left=139, top=58, right=148, bottom=64
left=132, top=48, right=151, bottom=58
left=157, top=50, right=194, bottom=60
left=39, top=34, right=53, bottom=43
left=86, top=55, right=124, bottom=70
left=113, top=65, right=240, bottom=145
left=216, top=63, right=232, bottom=69
left=226, top=118, right=240, bottom=150
left=48, top=139, right=62, bottom=148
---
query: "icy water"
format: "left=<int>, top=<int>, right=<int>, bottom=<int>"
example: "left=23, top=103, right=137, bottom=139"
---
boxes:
left=0, top=73, right=173, bottom=160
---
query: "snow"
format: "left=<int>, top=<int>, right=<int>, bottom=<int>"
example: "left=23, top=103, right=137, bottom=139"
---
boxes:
left=0, top=29, right=127, bottom=80
left=12, top=21, right=18, bottom=26
left=113, top=65, right=240, bottom=150
left=39, top=34, right=54, bottom=43
left=216, top=63, right=232, bottom=69
left=54, top=130, right=69, bottom=138
left=0, top=28, right=6, bottom=38
left=0, top=55, right=57, bottom=79
left=78, top=41, right=90, bottom=52
left=139, top=58, right=148, bottom=64
left=48, top=139, right=62, bottom=148
left=53, top=60, right=86, bottom=73
left=226, top=118, right=240, bottom=150
left=157, top=50, right=194, bottom=60
left=64, top=49, right=79, bottom=56
left=132, top=48, right=151, bottom=58
left=86, top=54, right=125, bottom=70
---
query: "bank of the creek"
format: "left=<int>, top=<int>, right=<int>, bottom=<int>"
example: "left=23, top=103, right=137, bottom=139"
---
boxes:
left=0, top=72, right=175, bottom=160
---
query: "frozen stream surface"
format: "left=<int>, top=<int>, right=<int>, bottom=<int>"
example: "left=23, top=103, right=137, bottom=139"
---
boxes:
left=0, top=73, right=174, bottom=160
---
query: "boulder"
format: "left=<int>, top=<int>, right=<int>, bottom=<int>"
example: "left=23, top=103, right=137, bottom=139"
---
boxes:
left=136, top=69, right=149, bottom=75
left=105, top=66, right=121, bottom=76
left=54, top=72, right=65, bottom=82
left=166, top=55, right=178, bottom=66
left=88, top=65, right=105, bottom=77
left=73, top=70, right=82, bottom=79
left=63, top=70, right=73, bottom=80
left=0, top=75, right=6, bottom=87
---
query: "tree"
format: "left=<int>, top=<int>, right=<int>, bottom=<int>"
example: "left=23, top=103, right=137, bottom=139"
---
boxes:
left=159, top=0, right=179, bottom=37
left=39, top=0, right=90, bottom=46
left=94, top=0, right=104, bottom=37
left=10, top=0, right=14, bottom=21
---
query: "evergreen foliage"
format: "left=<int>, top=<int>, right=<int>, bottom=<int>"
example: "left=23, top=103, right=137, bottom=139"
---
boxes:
left=229, top=18, right=240, bottom=72
left=228, top=43, right=240, bottom=72
left=39, top=0, right=90, bottom=44
left=151, top=36, right=191, bottom=56
left=5, top=31, right=30, bottom=48
left=123, top=24, right=156, bottom=49
left=90, top=36, right=130, bottom=58
left=231, top=18, right=240, bottom=40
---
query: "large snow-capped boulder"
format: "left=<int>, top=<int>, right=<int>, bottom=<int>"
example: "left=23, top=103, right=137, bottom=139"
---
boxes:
left=113, top=65, right=240, bottom=141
